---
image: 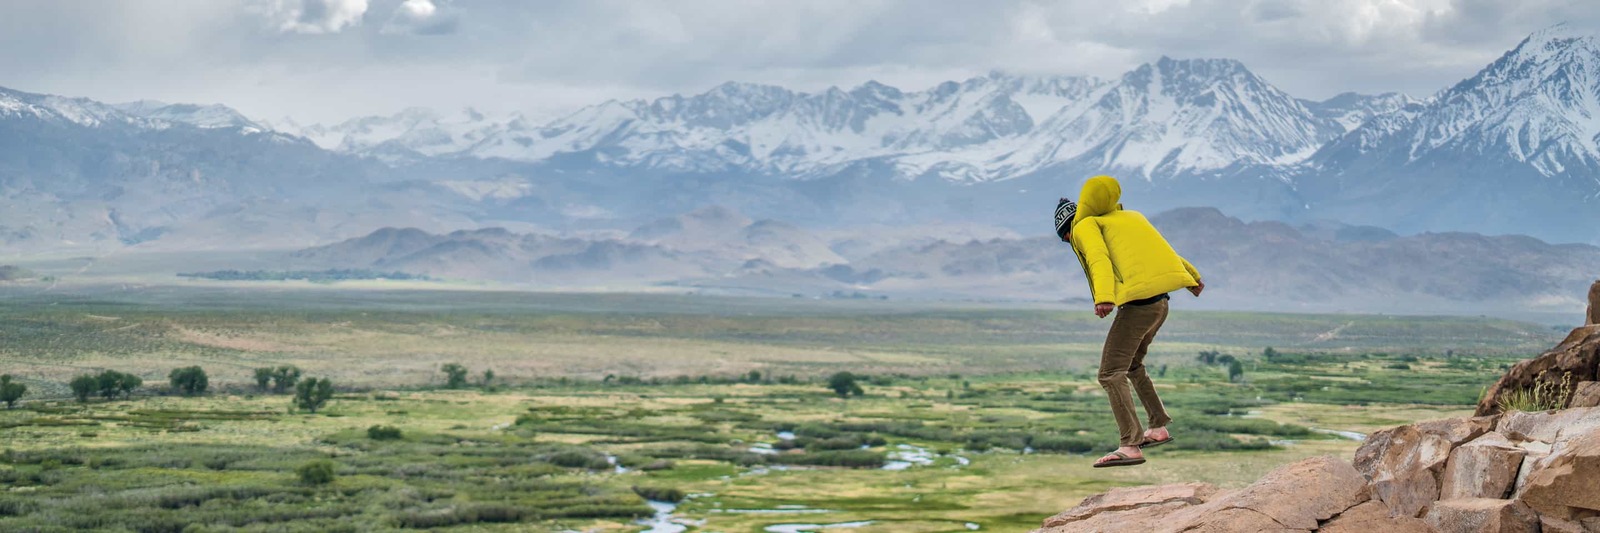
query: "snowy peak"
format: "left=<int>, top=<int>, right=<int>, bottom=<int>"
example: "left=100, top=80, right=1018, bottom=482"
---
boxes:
left=1303, top=92, right=1420, bottom=133
left=1008, top=56, right=1336, bottom=179
left=114, top=101, right=266, bottom=132
left=289, top=106, right=522, bottom=159
left=1316, top=23, right=1600, bottom=183
left=0, top=86, right=147, bottom=128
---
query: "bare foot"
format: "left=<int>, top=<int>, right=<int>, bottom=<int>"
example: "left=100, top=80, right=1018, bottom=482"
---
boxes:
left=1144, top=426, right=1170, bottom=442
left=1094, top=445, right=1144, bottom=465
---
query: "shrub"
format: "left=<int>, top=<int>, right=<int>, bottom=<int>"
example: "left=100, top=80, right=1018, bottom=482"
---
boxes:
left=367, top=425, right=403, bottom=441
left=0, top=375, right=25, bottom=409
left=167, top=366, right=209, bottom=396
left=442, top=363, right=469, bottom=389
left=294, top=377, right=335, bottom=413
left=296, top=459, right=337, bottom=485
left=827, top=372, right=864, bottom=397
left=631, top=485, right=686, bottom=503
left=255, top=365, right=302, bottom=393
left=94, top=370, right=142, bottom=399
left=70, top=375, right=97, bottom=402
left=1031, top=434, right=1097, bottom=453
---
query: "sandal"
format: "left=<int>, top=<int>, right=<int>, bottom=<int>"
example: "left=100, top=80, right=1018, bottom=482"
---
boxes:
left=1139, top=436, right=1174, bottom=449
left=1092, top=450, right=1146, bottom=468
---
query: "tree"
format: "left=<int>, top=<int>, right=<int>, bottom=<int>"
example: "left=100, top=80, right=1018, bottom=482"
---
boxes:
left=746, top=370, right=762, bottom=384
left=294, top=377, right=335, bottom=413
left=70, top=375, right=96, bottom=402
left=0, top=375, right=26, bottom=409
left=1196, top=350, right=1220, bottom=365
left=272, top=365, right=302, bottom=393
left=481, top=369, right=495, bottom=388
left=168, top=366, right=209, bottom=396
left=95, top=371, right=141, bottom=400
left=1227, top=360, right=1245, bottom=383
left=1263, top=347, right=1280, bottom=361
left=1156, top=364, right=1168, bottom=378
left=441, top=363, right=468, bottom=389
left=253, top=367, right=274, bottom=391
left=827, top=372, right=864, bottom=398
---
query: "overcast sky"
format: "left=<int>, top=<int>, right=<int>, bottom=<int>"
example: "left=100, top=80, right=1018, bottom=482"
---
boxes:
left=2, top=0, right=1597, bottom=125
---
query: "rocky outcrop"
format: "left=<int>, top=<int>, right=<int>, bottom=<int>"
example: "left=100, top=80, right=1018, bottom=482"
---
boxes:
left=1319, top=501, right=1433, bottom=532
left=1423, top=498, right=1539, bottom=533
left=1516, top=426, right=1600, bottom=522
left=1476, top=325, right=1600, bottom=416
left=1037, top=408, right=1600, bottom=532
left=1588, top=279, right=1599, bottom=326
left=1034, top=456, right=1366, bottom=532
left=1039, top=325, right=1600, bottom=533
left=1438, top=432, right=1524, bottom=500
left=1574, top=381, right=1600, bottom=408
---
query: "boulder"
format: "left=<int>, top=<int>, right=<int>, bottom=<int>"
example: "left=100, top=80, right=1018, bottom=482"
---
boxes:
left=1497, top=407, right=1598, bottom=444
left=1039, top=482, right=1219, bottom=529
left=1477, top=326, right=1600, bottom=416
left=1423, top=498, right=1539, bottom=533
left=1414, top=416, right=1497, bottom=447
left=1517, top=427, right=1600, bottom=521
left=1031, top=500, right=1195, bottom=533
left=1197, top=455, right=1368, bottom=530
left=1539, top=516, right=1587, bottom=533
left=1438, top=432, right=1525, bottom=500
left=1174, top=508, right=1298, bottom=533
left=1033, top=456, right=1368, bottom=533
left=1319, top=500, right=1435, bottom=533
left=1370, top=425, right=1454, bottom=518
left=1355, top=416, right=1494, bottom=482
left=1513, top=441, right=1551, bottom=494
left=1354, top=426, right=1397, bottom=479
left=1572, top=381, right=1600, bottom=409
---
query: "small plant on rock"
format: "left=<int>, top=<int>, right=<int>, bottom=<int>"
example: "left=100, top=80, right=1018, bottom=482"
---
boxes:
left=1496, top=370, right=1574, bottom=413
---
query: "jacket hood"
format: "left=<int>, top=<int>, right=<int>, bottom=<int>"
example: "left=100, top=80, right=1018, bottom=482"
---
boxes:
left=1072, top=175, right=1122, bottom=227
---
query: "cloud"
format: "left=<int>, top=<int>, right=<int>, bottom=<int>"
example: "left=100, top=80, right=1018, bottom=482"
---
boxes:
left=254, top=0, right=370, bottom=34
left=4, top=0, right=1600, bottom=125
left=382, top=0, right=456, bottom=35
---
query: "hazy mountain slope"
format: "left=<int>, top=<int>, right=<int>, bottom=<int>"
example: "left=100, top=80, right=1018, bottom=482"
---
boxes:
left=293, top=206, right=1600, bottom=315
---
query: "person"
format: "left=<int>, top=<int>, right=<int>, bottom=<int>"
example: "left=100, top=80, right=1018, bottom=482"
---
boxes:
left=1055, top=175, right=1204, bottom=468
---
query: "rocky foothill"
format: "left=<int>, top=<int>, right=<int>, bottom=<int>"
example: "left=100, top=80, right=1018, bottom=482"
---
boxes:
left=1035, top=287, right=1600, bottom=533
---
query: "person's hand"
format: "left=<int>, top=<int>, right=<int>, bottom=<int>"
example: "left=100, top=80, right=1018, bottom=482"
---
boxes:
left=1188, top=280, right=1205, bottom=297
left=1095, top=303, right=1114, bottom=318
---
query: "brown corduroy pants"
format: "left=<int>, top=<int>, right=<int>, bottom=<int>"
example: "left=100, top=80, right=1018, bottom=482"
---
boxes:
left=1097, top=298, right=1173, bottom=447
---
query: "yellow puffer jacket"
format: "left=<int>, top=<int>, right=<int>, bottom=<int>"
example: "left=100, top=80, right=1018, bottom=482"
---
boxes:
left=1067, top=176, right=1201, bottom=306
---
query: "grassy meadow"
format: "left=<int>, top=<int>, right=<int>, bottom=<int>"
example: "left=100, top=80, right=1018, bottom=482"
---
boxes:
left=0, top=287, right=1561, bottom=532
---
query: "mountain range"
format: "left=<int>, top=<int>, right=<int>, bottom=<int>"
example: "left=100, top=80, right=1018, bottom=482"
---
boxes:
left=290, top=205, right=1600, bottom=316
left=1, top=25, right=1597, bottom=265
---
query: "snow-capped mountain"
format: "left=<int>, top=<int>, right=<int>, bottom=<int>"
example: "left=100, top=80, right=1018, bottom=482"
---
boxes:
left=1303, top=24, right=1600, bottom=242
left=307, top=60, right=1372, bottom=185
left=289, top=107, right=526, bottom=160
left=1301, top=92, right=1422, bottom=133
left=992, top=57, right=1341, bottom=181
left=463, top=73, right=1106, bottom=178
left=1, top=86, right=155, bottom=128
left=114, top=100, right=267, bottom=132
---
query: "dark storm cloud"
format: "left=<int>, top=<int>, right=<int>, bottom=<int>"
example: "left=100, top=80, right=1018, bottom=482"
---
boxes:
left=0, top=0, right=1596, bottom=123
